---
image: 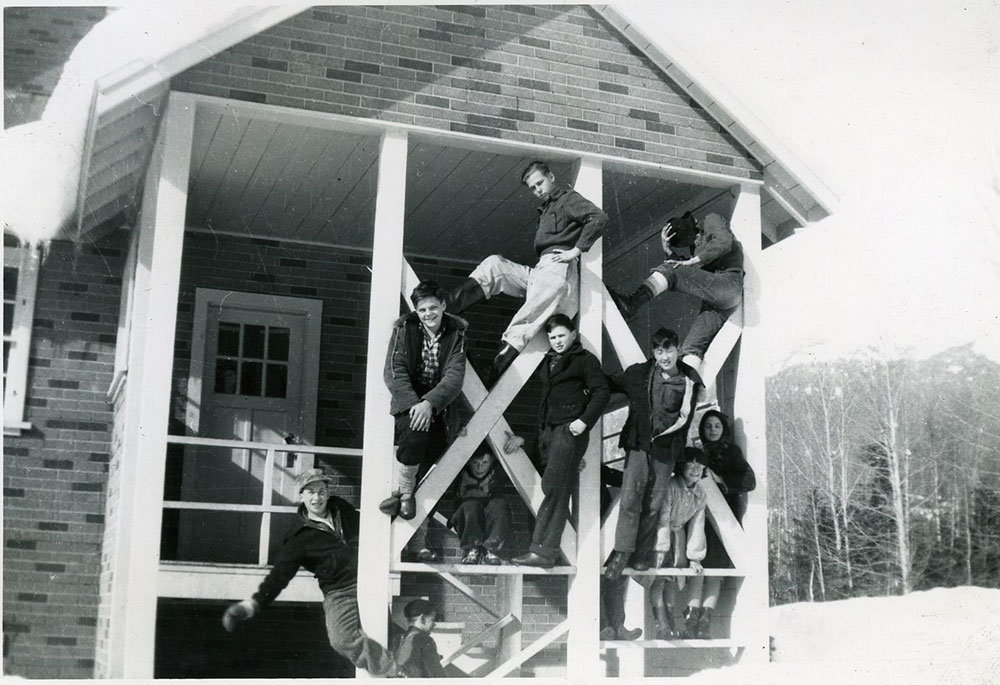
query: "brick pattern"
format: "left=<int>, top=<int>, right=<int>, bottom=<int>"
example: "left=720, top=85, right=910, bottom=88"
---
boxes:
left=3, top=233, right=125, bottom=679
left=172, top=5, right=761, bottom=179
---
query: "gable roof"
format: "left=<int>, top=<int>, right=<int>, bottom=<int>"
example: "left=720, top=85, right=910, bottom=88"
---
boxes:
left=2, top=3, right=836, bottom=246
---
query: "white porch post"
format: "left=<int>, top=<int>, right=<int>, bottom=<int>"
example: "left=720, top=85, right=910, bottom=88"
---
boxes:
left=356, top=128, right=408, bottom=666
left=727, top=182, right=770, bottom=663
left=105, top=92, right=194, bottom=678
left=567, top=157, right=603, bottom=679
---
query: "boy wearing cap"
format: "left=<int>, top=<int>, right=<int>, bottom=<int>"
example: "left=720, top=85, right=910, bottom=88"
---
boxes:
left=443, top=160, right=607, bottom=381
left=395, top=599, right=447, bottom=678
left=221, top=469, right=396, bottom=677
left=611, top=212, right=743, bottom=386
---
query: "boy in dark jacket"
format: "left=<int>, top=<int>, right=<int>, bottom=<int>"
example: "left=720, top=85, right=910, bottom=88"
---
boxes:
left=448, top=444, right=512, bottom=564
left=383, top=280, right=468, bottom=526
left=505, top=314, right=609, bottom=568
left=603, top=328, right=693, bottom=580
left=443, top=160, right=608, bottom=380
left=611, top=212, right=743, bottom=386
left=221, top=469, right=396, bottom=676
left=395, top=599, right=448, bottom=678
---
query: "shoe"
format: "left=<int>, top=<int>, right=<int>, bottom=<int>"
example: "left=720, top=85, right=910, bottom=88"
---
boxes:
left=416, top=548, right=440, bottom=563
left=681, top=606, right=701, bottom=639
left=378, top=492, right=401, bottom=517
left=398, top=494, right=415, bottom=520
left=653, top=603, right=678, bottom=640
left=482, top=550, right=503, bottom=565
left=510, top=551, right=554, bottom=568
left=677, top=354, right=705, bottom=386
left=617, top=626, right=643, bottom=641
left=490, top=344, right=519, bottom=384
left=461, top=548, right=481, bottom=564
left=446, top=278, right=486, bottom=315
left=696, top=607, right=712, bottom=639
left=599, top=626, right=617, bottom=641
left=630, top=553, right=650, bottom=572
left=603, top=550, right=629, bottom=580
left=609, top=286, right=652, bottom=320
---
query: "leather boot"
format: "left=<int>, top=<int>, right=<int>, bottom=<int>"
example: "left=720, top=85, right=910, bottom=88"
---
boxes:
left=489, top=344, right=518, bottom=385
left=609, top=285, right=653, bottom=320
left=696, top=607, right=712, bottom=639
left=681, top=606, right=701, bottom=639
left=446, top=278, right=486, bottom=314
left=653, top=603, right=677, bottom=639
left=603, top=550, right=629, bottom=580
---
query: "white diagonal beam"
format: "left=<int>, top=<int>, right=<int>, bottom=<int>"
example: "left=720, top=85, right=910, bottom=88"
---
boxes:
left=441, top=613, right=518, bottom=667
left=487, top=619, right=569, bottom=678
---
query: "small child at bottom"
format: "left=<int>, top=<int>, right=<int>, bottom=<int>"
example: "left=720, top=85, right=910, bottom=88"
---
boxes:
left=647, top=448, right=709, bottom=639
left=447, top=445, right=513, bottom=564
left=395, top=599, right=447, bottom=678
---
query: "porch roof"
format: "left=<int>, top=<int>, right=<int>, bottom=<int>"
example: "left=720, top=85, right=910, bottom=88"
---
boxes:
left=2, top=3, right=837, bottom=248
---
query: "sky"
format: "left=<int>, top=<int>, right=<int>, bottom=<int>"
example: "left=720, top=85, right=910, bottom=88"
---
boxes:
left=628, top=0, right=1000, bottom=373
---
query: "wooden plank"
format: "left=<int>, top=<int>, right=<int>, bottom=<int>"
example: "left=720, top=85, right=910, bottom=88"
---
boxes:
left=203, top=118, right=281, bottom=232
left=495, top=574, right=523, bottom=676
left=436, top=572, right=501, bottom=618
left=191, top=109, right=251, bottom=221
left=442, top=614, right=517, bottom=666
left=391, top=562, right=575, bottom=576
left=356, top=128, right=408, bottom=655
left=488, top=619, right=569, bottom=678
left=297, top=135, right=379, bottom=243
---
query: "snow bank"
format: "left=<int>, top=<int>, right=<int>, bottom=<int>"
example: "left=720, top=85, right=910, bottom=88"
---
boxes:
left=688, top=586, right=1000, bottom=684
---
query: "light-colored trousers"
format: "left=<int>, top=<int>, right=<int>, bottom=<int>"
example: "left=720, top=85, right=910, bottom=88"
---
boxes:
left=470, top=253, right=578, bottom=351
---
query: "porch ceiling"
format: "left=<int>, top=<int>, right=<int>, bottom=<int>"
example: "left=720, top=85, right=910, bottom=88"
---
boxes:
left=184, top=109, right=709, bottom=265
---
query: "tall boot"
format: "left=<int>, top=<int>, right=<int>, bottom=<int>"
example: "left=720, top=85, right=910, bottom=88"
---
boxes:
left=681, top=606, right=701, bottom=639
left=609, top=285, right=653, bottom=320
left=446, top=278, right=486, bottom=314
left=696, top=607, right=712, bottom=639
left=489, top=344, right=518, bottom=385
left=652, top=603, right=677, bottom=639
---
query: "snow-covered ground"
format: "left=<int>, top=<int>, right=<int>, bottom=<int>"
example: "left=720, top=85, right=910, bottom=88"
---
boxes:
left=689, top=586, right=1000, bottom=684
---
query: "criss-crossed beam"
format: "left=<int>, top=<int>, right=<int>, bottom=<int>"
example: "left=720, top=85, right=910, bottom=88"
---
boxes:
left=391, top=261, right=575, bottom=560
left=441, top=613, right=518, bottom=667
left=487, top=619, right=569, bottom=678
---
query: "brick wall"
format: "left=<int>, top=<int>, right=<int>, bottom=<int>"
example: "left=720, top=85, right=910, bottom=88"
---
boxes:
left=2, top=6, right=106, bottom=128
left=3, top=232, right=126, bottom=679
left=172, top=5, right=761, bottom=180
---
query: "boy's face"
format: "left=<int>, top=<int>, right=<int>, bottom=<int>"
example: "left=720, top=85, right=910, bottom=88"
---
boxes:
left=652, top=344, right=679, bottom=374
left=300, top=482, right=330, bottom=517
left=547, top=325, right=576, bottom=353
left=414, top=296, right=445, bottom=335
left=414, top=613, right=436, bottom=633
left=703, top=416, right=724, bottom=443
left=523, top=170, right=556, bottom=201
left=468, top=451, right=494, bottom=479
left=681, top=459, right=706, bottom=486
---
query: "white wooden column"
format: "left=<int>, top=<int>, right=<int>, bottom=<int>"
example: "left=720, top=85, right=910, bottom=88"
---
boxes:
left=727, top=182, right=769, bottom=663
left=107, top=92, right=194, bottom=678
left=356, top=128, right=408, bottom=665
left=567, top=157, right=603, bottom=678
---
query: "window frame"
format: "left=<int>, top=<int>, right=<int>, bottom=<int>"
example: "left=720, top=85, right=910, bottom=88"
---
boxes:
left=3, top=241, right=41, bottom=435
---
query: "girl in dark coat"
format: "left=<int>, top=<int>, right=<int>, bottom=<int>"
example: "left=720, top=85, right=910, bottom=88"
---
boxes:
left=505, top=313, right=609, bottom=568
left=682, top=410, right=756, bottom=639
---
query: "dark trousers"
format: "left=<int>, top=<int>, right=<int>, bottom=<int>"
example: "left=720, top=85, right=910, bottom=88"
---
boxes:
left=450, top=498, right=513, bottom=553
left=394, top=413, right=448, bottom=467
left=322, top=586, right=396, bottom=677
left=653, top=266, right=742, bottom=359
left=615, top=449, right=675, bottom=553
left=529, top=422, right=588, bottom=562
left=600, top=575, right=629, bottom=630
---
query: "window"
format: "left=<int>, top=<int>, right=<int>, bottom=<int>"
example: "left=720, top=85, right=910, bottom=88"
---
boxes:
left=3, top=239, right=40, bottom=434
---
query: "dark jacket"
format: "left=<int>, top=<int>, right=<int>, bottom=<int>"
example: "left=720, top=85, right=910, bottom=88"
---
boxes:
left=608, top=360, right=686, bottom=460
left=693, top=219, right=743, bottom=274
left=537, top=340, right=609, bottom=429
left=396, top=628, right=447, bottom=678
left=384, top=311, right=468, bottom=437
left=533, top=187, right=608, bottom=257
left=252, top=496, right=360, bottom=608
left=699, top=410, right=756, bottom=496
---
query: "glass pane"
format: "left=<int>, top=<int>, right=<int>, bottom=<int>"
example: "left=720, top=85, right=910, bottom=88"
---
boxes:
left=243, top=324, right=265, bottom=358
left=214, top=359, right=238, bottom=393
left=241, top=361, right=263, bottom=396
left=268, top=327, right=290, bottom=361
left=162, top=510, right=261, bottom=564
left=175, top=445, right=266, bottom=505
left=3, top=341, right=9, bottom=373
left=265, top=363, right=288, bottom=398
left=3, top=304, right=13, bottom=335
left=217, top=322, right=240, bottom=356
left=4, top=267, right=18, bottom=298
left=267, top=512, right=300, bottom=563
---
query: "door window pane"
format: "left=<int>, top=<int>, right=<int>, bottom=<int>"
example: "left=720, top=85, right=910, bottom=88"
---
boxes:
left=265, top=363, right=288, bottom=398
left=243, top=324, right=265, bottom=358
left=240, top=361, right=263, bottom=396
left=214, top=359, right=238, bottom=394
left=217, top=322, right=240, bottom=356
left=268, top=327, right=290, bottom=361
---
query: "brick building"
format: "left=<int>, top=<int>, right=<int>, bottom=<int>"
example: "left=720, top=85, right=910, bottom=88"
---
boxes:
left=3, top=5, right=836, bottom=679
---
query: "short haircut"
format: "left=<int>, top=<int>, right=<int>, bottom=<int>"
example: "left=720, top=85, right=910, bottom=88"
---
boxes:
left=544, top=313, right=576, bottom=333
left=520, top=160, right=552, bottom=185
left=650, top=327, right=679, bottom=350
left=409, top=280, right=446, bottom=308
left=404, top=598, right=436, bottom=620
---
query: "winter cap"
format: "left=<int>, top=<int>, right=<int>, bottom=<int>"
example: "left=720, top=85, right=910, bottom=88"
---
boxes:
left=404, top=598, right=437, bottom=619
left=295, top=468, right=333, bottom=493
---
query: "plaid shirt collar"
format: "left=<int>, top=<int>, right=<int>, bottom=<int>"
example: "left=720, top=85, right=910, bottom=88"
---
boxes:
left=420, top=324, right=442, bottom=386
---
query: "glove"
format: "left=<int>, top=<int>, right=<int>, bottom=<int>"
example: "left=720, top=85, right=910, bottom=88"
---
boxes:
left=222, top=599, right=259, bottom=632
